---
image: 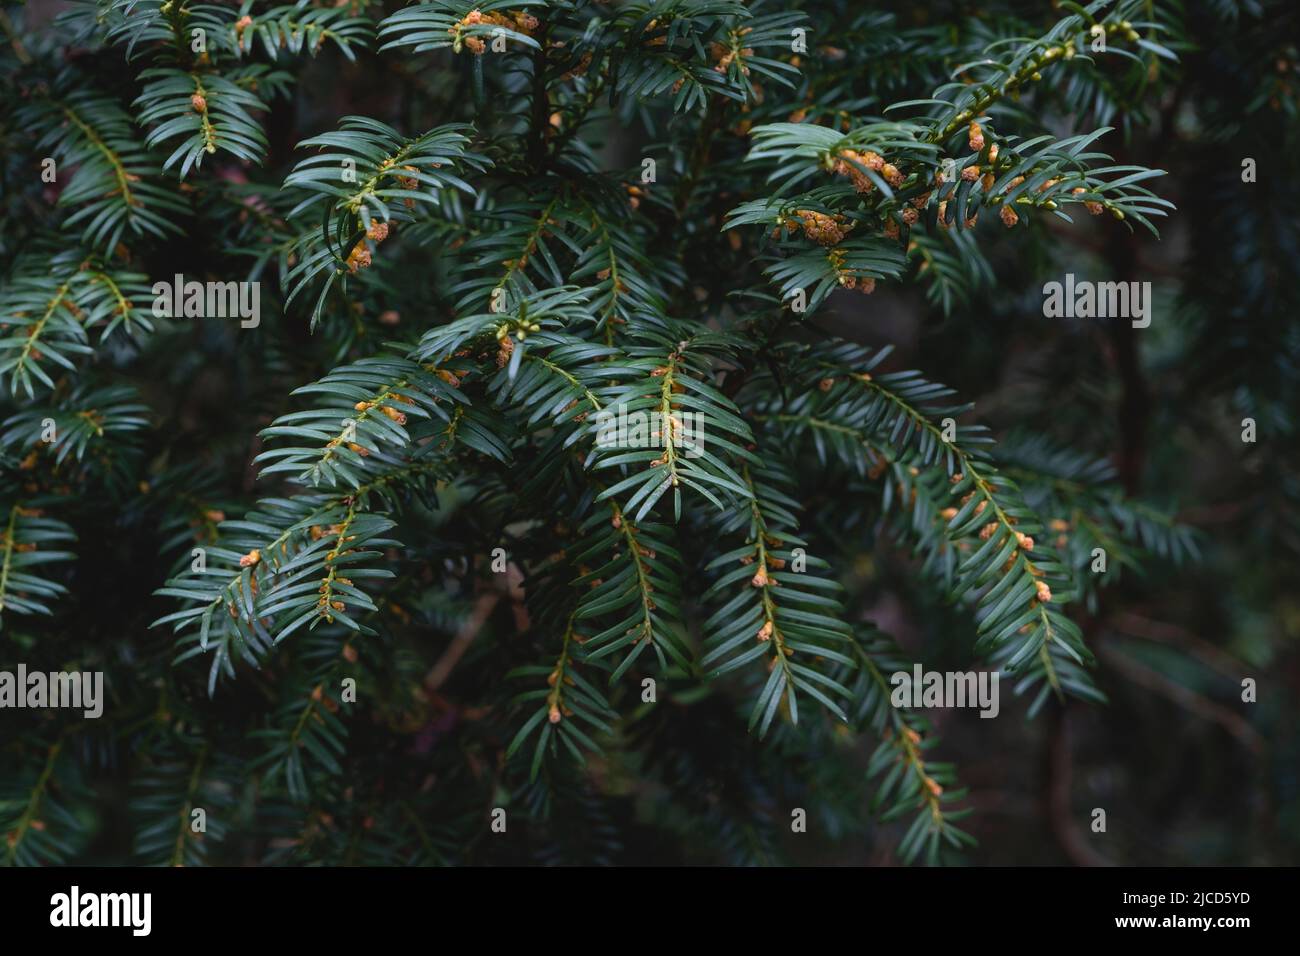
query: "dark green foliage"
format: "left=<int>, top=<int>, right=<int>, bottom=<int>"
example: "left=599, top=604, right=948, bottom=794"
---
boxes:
left=1, top=0, right=1295, bottom=867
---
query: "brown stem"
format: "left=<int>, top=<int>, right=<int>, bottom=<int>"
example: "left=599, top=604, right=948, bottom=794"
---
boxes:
left=526, top=25, right=552, bottom=174
left=1108, top=611, right=1251, bottom=682
left=1046, top=707, right=1115, bottom=866
left=1103, top=228, right=1149, bottom=494
left=1098, top=642, right=1263, bottom=753
left=0, top=9, right=32, bottom=64
left=423, top=564, right=525, bottom=692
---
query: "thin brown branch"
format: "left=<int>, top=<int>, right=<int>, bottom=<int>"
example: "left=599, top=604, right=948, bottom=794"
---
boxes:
left=1046, top=708, right=1115, bottom=867
left=423, top=564, right=525, bottom=692
left=1108, top=611, right=1251, bottom=682
left=1097, top=642, right=1263, bottom=754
